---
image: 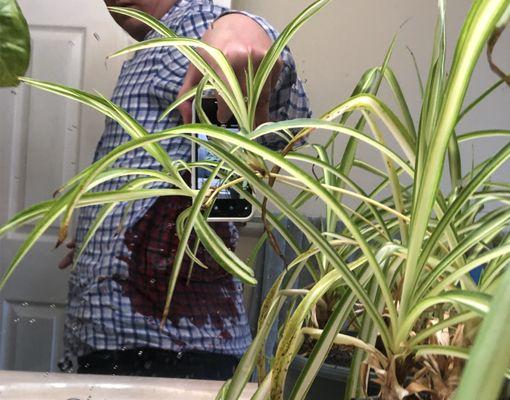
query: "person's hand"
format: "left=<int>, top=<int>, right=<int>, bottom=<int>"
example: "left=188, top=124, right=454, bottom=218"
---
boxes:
left=58, top=240, right=76, bottom=269
left=178, top=13, right=282, bottom=128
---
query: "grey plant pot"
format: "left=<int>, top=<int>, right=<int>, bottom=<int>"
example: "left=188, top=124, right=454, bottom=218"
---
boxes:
left=284, top=354, right=379, bottom=400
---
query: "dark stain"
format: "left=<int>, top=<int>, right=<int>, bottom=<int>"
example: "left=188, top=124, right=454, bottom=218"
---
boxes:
left=114, top=196, right=240, bottom=335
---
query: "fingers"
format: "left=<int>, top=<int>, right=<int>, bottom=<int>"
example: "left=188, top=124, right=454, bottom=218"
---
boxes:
left=214, top=68, right=233, bottom=124
left=255, top=58, right=282, bottom=127
left=58, top=251, right=74, bottom=269
left=178, top=53, right=240, bottom=125
left=177, top=63, right=202, bottom=124
left=254, top=83, right=271, bottom=128
left=215, top=96, right=231, bottom=124
left=216, top=51, right=248, bottom=124
left=177, top=49, right=283, bottom=128
left=58, top=240, right=76, bottom=269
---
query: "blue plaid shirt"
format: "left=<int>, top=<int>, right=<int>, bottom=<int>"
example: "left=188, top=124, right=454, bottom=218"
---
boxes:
left=62, top=0, right=310, bottom=367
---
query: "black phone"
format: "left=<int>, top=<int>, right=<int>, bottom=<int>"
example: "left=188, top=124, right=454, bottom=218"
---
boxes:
left=191, top=97, right=253, bottom=222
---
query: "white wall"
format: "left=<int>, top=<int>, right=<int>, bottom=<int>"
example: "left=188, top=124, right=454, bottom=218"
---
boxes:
left=233, top=0, right=510, bottom=216
left=214, top=0, right=232, bottom=7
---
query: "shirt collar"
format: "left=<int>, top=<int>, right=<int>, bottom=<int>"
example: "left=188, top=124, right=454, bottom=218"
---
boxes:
left=145, top=0, right=213, bottom=36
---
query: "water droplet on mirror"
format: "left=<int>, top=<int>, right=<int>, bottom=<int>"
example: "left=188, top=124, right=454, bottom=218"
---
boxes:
left=28, top=319, right=36, bottom=324
left=21, top=302, right=29, bottom=307
left=137, top=350, right=144, bottom=356
left=13, top=318, right=20, bottom=324
left=113, top=364, right=118, bottom=370
left=49, top=304, right=56, bottom=309
left=176, top=351, right=183, bottom=360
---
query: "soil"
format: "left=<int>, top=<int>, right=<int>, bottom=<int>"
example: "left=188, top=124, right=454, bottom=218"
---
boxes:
left=299, top=335, right=354, bottom=368
left=298, top=336, right=436, bottom=400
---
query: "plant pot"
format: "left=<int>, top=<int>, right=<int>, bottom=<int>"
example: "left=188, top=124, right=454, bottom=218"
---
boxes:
left=284, top=354, right=379, bottom=400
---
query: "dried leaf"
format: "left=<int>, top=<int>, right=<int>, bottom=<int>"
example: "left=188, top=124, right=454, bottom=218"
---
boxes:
left=487, top=6, right=510, bottom=87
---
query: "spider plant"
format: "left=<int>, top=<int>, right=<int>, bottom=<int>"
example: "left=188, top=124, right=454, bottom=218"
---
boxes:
left=0, top=0, right=509, bottom=400
left=221, top=1, right=510, bottom=399
left=217, top=1, right=510, bottom=399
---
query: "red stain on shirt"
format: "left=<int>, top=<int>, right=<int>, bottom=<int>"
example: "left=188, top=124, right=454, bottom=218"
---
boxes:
left=115, top=196, right=240, bottom=333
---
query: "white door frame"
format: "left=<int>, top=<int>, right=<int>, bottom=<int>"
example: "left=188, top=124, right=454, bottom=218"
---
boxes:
left=0, top=0, right=129, bottom=372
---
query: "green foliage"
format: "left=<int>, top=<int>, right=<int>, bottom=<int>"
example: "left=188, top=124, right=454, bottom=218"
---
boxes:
left=0, top=0, right=30, bottom=87
left=0, top=0, right=509, bottom=399
left=454, top=267, right=510, bottom=400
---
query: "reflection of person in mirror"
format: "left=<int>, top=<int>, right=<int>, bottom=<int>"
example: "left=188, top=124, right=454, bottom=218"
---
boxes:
left=58, top=0, right=310, bottom=379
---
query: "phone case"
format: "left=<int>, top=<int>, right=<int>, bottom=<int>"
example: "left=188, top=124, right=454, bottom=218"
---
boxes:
left=190, top=98, right=254, bottom=222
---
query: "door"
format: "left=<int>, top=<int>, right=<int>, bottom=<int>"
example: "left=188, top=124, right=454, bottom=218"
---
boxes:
left=0, top=0, right=233, bottom=374
left=0, top=0, right=130, bottom=372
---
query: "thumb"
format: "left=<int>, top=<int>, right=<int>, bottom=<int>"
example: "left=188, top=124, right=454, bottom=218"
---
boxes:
left=177, top=64, right=202, bottom=124
left=178, top=100, right=193, bottom=125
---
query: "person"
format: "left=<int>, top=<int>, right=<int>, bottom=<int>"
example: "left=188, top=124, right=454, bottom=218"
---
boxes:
left=58, top=0, right=310, bottom=379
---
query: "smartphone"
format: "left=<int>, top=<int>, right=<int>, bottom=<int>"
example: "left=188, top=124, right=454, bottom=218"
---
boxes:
left=191, top=97, right=253, bottom=222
